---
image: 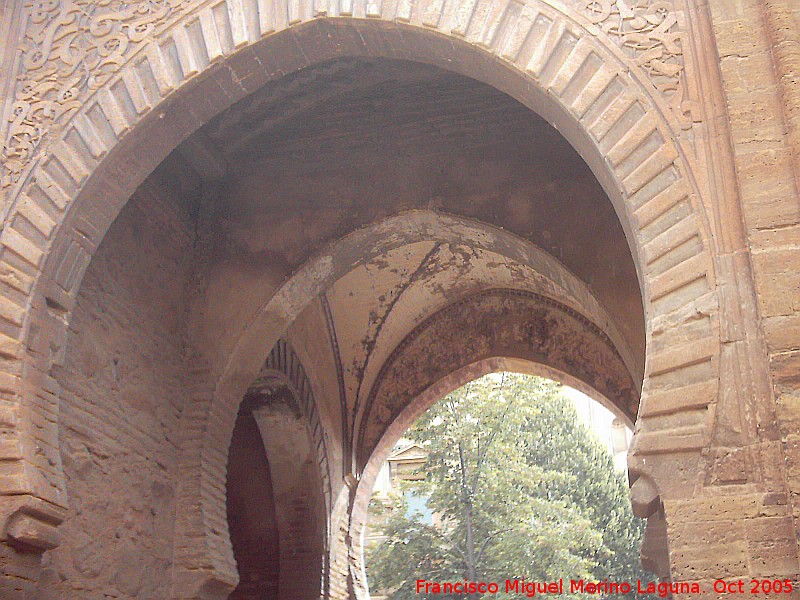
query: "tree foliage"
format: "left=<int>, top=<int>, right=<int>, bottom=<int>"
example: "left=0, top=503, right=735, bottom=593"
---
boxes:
left=365, top=373, right=653, bottom=599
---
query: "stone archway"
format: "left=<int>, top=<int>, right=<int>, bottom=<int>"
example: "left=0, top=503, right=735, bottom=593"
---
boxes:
left=225, top=338, right=328, bottom=600
left=1, top=6, right=719, bottom=537
left=1, top=2, right=783, bottom=598
left=171, top=208, right=645, bottom=595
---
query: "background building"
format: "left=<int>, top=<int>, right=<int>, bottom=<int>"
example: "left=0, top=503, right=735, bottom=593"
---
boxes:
left=563, top=387, right=633, bottom=472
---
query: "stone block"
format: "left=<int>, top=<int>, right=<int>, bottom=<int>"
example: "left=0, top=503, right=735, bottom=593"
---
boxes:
left=746, top=521, right=800, bottom=578
left=763, top=314, right=800, bottom=352
left=665, top=495, right=763, bottom=523
left=669, top=519, right=746, bottom=549
left=738, top=149, right=797, bottom=215
left=722, top=50, right=776, bottom=91
left=670, top=542, right=749, bottom=581
left=749, top=222, right=800, bottom=251
left=776, top=392, right=800, bottom=428
left=751, top=248, right=800, bottom=317
left=714, top=17, right=770, bottom=59
left=726, top=89, right=786, bottom=149
left=771, top=351, right=800, bottom=390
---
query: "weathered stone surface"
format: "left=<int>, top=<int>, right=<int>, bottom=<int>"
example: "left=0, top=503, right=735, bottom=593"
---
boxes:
left=630, top=476, right=662, bottom=518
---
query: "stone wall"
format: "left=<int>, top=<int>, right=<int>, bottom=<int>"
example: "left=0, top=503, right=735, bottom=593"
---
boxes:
left=710, top=0, right=800, bottom=577
left=35, top=176, right=195, bottom=597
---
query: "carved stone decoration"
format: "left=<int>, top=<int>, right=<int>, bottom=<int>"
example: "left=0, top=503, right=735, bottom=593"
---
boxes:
left=1, top=0, right=697, bottom=194
left=575, top=0, right=690, bottom=123
left=3, top=0, right=195, bottom=188
left=358, top=289, right=639, bottom=468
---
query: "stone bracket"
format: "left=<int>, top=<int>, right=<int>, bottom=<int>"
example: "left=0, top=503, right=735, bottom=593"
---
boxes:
left=630, top=473, right=662, bottom=519
left=1, top=494, right=66, bottom=552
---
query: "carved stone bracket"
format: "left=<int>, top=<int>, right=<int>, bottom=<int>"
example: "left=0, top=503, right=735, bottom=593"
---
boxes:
left=1, top=494, right=65, bottom=552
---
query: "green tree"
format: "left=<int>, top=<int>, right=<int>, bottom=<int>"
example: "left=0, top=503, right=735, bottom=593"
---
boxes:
left=366, top=373, right=653, bottom=599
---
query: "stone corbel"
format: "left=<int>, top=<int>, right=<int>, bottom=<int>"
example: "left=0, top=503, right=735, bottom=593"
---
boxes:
left=1, top=494, right=65, bottom=552
left=630, top=472, right=662, bottom=519
left=628, top=470, right=671, bottom=578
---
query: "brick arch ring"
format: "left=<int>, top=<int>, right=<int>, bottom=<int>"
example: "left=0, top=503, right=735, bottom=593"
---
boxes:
left=0, top=0, right=720, bottom=588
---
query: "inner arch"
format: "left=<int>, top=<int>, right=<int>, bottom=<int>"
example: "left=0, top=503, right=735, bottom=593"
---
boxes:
left=349, top=356, right=637, bottom=599
left=187, top=56, right=645, bottom=382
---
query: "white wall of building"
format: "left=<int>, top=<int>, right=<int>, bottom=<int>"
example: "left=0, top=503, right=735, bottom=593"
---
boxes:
left=561, top=386, right=632, bottom=471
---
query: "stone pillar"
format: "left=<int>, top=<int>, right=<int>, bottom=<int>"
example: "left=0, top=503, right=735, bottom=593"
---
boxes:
left=707, top=0, right=800, bottom=577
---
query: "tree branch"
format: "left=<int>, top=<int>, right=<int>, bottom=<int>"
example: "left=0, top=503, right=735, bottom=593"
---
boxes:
left=449, top=542, right=467, bottom=562
left=475, top=528, right=513, bottom=565
left=471, top=394, right=515, bottom=494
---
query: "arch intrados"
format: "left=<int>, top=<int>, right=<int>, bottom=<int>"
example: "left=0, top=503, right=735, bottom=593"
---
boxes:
left=363, top=356, right=633, bottom=477
left=216, top=209, right=641, bottom=399
left=355, top=284, right=638, bottom=466
left=33, top=13, right=695, bottom=319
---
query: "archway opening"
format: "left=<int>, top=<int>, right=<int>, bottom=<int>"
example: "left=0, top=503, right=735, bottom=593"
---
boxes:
left=169, top=53, right=648, bottom=594
left=361, top=371, right=650, bottom=599
left=226, top=362, right=328, bottom=599
left=226, top=404, right=281, bottom=599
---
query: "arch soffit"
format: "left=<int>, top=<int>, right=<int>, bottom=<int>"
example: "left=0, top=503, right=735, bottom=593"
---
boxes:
left=354, top=287, right=639, bottom=467
left=0, top=0, right=720, bottom=555
left=220, top=209, right=639, bottom=395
